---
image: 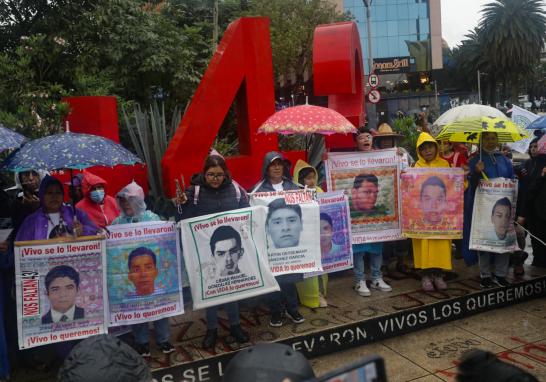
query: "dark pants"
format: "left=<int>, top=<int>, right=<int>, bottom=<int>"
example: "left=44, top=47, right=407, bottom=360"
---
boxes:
left=268, top=281, right=299, bottom=314
left=0, top=270, right=10, bottom=378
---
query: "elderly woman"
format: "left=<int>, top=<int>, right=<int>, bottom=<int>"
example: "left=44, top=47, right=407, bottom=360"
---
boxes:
left=16, top=175, right=98, bottom=241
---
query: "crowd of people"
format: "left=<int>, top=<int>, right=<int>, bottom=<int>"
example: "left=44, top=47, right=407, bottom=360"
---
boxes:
left=0, top=123, right=545, bottom=381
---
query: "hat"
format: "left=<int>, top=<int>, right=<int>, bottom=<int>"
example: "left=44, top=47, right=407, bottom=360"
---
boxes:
left=375, top=123, right=403, bottom=138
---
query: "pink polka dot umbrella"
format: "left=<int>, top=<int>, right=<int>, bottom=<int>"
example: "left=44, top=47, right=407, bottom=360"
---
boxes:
left=258, top=104, right=357, bottom=135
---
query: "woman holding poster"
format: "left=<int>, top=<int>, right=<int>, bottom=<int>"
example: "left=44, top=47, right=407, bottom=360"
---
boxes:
left=251, top=151, right=305, bottom=328
left=464, top=132, right=515, bottom=288
left=112, top=181, right=176, bottom=357
left=177, top=155, right=250, bottom=350
left=411, top=133, right=452, bottom=291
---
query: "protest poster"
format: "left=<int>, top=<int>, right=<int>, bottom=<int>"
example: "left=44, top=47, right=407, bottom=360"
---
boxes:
left=325, top=149, right=402, bottom=244
left=470, top=178, right=519, bottom=253
left=179, top=206, right=279, bottom=310
left=250, top=190, right=323, bottom=275
left=400, top=167, right=464, bottom=239
left=14, top=236, right=107, bottom=349
left=106, top=221, right=183, bottom=326
left=305, top=191, right=353, bottom=278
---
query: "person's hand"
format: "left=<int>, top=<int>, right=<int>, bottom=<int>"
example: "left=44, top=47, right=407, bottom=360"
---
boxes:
left=475, top=160, right=485, bottom=174
left=173, top=193, right=188, bottom=206
left=0, top=241, right=8, bottom=253
left=72, top=220, right=83, bottom=237
left=517, top=216, right=525, bottom=226
left=22, top=193, right=39, bottom=204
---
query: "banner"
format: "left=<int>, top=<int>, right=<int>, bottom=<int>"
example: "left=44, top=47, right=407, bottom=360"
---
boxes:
left=250, top=191, right=322, bottom=275
left=15, top=236, right=107, bottom=349
left=325, top=149, right=402, bottom=244
left=179, top=207, right=279, bottom=310
left=470, top=178, right=519, bottom=253
left=106, top=221, right=184, bottom=326
left=305, top=191, right=353, bottom=278
left=400, top=168, right=464, bottom=239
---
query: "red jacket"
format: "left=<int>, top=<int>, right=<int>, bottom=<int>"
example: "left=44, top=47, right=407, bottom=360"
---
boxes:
left=76, top=171, right=120, bottom=228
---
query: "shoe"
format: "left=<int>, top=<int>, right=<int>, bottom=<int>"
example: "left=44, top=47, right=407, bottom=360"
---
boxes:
left=286, top=310, right=305, bottom=324
left=318, top=294, right=328, bottom=307
left=421, top=276, right=434, bottom=292
left=370, top=278, right=392, bottom=292
left=493, top=276, right=511, bottom=287
left=157, top=341, right=175, bottom=354
left=480, top=277, right=495, bottom=289
left=514, top=265, right=524, bottom=277
left=229, top=325, right=249, bottom=343
left=269, top=312, right=283, bottom=327
left=433, top=276, right=447, bottom=290
left=135, top=343, right=151, bottom=357
left=202, top=329, right=217, bottom=349
left=354, top=280, right=371, bottom=297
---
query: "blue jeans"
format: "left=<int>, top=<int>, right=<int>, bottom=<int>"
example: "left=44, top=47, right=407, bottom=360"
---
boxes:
left=132, top=317, right=170, bottom=345
left=353, top=251, right=383, bottom=283
left=205, top=302, right=240, bottom=330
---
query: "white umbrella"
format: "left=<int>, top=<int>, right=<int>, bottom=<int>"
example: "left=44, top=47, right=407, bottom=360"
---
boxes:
left=431, top=104, right=507, bottom=137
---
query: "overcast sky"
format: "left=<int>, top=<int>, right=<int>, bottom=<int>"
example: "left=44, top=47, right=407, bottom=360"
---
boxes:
left=441, top=0, right=489, bottom=49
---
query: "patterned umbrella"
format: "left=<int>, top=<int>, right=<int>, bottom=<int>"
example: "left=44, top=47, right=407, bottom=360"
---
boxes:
left=527, top=115, right=546, bottom=130
left=435, top=116, right=529, bottom=144
left=2, top=132, right=143, bottom=172
left=0, top=124, right=26, bottom=152
left=431, top=104, right=506, bottom=137
left=258, top=104, right=356, bottom=135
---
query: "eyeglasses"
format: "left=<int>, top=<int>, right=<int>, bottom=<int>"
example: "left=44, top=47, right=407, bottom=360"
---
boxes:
left=205, top=172, right=225, bottom=180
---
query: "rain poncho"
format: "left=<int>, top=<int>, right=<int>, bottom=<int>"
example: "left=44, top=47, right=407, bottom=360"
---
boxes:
left=112, top=181, right=160, bottom=224
left=293, top=159, right=324, bottom=192
left=76, top=171, right=119, bottom=228
left=16, top=176, right=98, bottom=241
left=411, top=133, right=452, bottom=270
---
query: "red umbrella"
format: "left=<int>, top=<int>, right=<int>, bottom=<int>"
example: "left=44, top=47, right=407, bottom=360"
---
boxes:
left=258, top=104, right=356, bottom=135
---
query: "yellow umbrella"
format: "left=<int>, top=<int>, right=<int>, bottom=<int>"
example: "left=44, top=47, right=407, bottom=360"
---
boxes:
left=435, top=116, right=529, bottom=144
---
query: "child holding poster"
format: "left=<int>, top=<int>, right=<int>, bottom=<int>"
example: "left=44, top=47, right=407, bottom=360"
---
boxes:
left=411, top=133, right=452, bottom=291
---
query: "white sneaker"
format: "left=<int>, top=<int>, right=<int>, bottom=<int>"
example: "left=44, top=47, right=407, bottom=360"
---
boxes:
left=354, top=280, right=371, bottom=297
left=318, top=294, right=328, bottom=308
left=370, top=278, right=392, bottom=292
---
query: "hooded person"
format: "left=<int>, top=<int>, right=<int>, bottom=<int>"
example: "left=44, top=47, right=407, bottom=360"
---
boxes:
left=251, top=152, right=305, bottom=328
left=463, top=132, right=515, bottom=288
left=16, top=175, right=98, bottom=241
left=292, top=160, right=328, bottom=308
left=411, top=132, right=452, bottom=292
left=111, top=181, right=175, bottom=357
left=76, top=171, right=120, bottom=229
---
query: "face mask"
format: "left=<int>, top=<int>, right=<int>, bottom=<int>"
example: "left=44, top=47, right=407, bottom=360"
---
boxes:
left=90, top=189, right=105, bottom=203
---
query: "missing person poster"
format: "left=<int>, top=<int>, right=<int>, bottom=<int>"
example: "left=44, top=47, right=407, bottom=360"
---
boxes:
left=250, top=190, right=323, bottom=276
left=401, top=167, right=465, bottom=239
left=179, top=206, right=279, bottom=310
left=325, top=149, right=402, bottom=244
left=106, top=221, right=184, bottom=326
left=305, top=191, right=353, bottom=278
left=14, top=236, right=107, bottom=349
left=470, top=178, right=519, bottom=253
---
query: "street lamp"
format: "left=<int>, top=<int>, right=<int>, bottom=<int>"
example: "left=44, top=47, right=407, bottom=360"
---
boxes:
left=363, top=0, right=377, bottom=129
left=477, top=70, right=487, bottom=105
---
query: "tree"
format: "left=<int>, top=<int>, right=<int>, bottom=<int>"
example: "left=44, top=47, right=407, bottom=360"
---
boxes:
left=479, top=0, right=546, bottom=102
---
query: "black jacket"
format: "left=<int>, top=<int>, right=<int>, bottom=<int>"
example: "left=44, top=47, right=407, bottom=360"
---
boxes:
left=41, top=306, right=85, bottom=324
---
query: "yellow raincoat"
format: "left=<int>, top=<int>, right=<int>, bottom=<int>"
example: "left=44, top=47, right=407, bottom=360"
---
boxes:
left=293, top=160, right=328, bottom=307
left=412, top=133, right=453, bottom=270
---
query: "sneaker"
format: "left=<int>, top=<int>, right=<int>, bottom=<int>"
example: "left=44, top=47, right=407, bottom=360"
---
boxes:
left=286, top=310, right=305, bottom=324
left=229, top=325, right=249, bottom=343
left=157, top=341, right=175, bottom=354
left=135, top=343, right=150, bottom=357
left=354, top=280, right=371, bottom=297
left=202, top=329, right=217, bottom=349
left=370, top=278, right=392, bottom=292
left=269, top=312, right=283, bottom=327
left=433, top=276, right=447, bottom=290
left=493, top=276, right=511, bottom=287
left=318, top=294, right=328, bottom=308
left=480, top=277, right=495, bottom=289
left=421, top=276, right=434, bottom=292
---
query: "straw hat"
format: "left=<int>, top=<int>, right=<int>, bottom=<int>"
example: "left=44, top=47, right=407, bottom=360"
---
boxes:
left=375, top=123, right=403, bottom=138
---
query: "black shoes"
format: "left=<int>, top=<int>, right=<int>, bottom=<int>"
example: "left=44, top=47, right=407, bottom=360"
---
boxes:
left=135, top=343, right=151, bottom=357
left=269, top=312, right=283, bottom=327
left=286, top=310, right=305, bottom=324
left=481, top=276, right=511, bottom=288
left=229, top=325, right=249, bottom=343
left=157, top=341, right=175, bottom=354
left=202, top=329, right=218, bottom=350
left=202, top=326, right=249, bottom=349
left=480, top=277, right=495, bottom=289
left=492, top=276, right=511, bottom=287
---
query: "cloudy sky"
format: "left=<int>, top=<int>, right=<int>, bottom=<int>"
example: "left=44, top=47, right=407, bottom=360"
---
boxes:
left=441, top=0, right=489, bottom=49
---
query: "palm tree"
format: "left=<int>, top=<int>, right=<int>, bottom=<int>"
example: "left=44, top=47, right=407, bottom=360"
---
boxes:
left=479, top=0, right=546, bottom=102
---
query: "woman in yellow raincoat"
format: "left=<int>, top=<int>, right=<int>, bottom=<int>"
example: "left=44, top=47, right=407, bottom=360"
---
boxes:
left=293, top=159, right=328, bottom=308
left=411, top=133, right=452, bottom=291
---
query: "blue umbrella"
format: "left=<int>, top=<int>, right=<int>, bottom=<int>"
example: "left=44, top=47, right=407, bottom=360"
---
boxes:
left=526, top=115, right=546, bottom=130
left=1, top=132, right=143, bottom=172
left=0, top=124, right=26, bottom=152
